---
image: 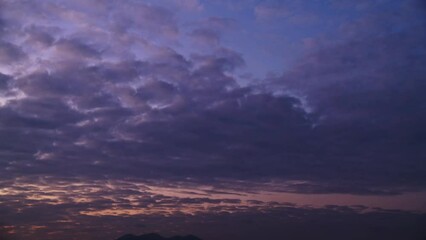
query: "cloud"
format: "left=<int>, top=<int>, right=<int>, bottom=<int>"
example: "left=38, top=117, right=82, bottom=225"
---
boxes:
left=0, top=1, right=425, bottom=239
left=253, top=1, right=318, bottom=25
left=1, top=177, right=425, bottom=240
left=23, top=26, right=55, bottom=49
left=269, top=0, right=426, bottom=190
left=172, top=0, right=204, bottom=12
left=0, top=37, right=311, bottom=186
left=187, top=17, right=237, bottom=47
left=0, top=73, right=11, bottom=90
left=189, top=28, right=221, bottom=46
left=52, top=38, right=102, bottom=60
left=0, top=0, right=424, bottom=216
left=0, top=0, right=425, bottom=197
left=96, top=1, right=180, bottom=39
left=254, top=4, right=289, bottom=19
left=197, top=17, right=237, bottom=31
left=0, top=41, right=26, bottom=64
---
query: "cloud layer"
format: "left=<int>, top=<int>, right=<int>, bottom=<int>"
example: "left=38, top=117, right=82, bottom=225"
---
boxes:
left=0, top=0, right=424, bottom=195
left=0, top=0, right=425, bottom=239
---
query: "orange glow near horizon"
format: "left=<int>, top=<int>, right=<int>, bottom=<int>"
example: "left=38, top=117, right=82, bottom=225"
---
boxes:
left=1, top=178, right=425, bottom=219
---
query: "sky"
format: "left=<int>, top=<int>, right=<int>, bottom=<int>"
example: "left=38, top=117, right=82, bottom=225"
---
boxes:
left=0, top=0, right=426, bottom=239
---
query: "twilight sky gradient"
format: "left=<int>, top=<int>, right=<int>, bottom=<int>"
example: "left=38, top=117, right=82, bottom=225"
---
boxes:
left=0, top=0, right=426, bottom=239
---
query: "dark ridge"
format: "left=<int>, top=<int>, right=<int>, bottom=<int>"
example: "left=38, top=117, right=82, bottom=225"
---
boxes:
left=116, top=233, right=202, bottom=240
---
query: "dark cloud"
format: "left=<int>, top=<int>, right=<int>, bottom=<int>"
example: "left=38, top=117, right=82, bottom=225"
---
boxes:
left=0, top=18, right=5, bottom=34
left=188, top=17, right=237, bottom=47
left=23, top=26, right=55, bottom=48
left=109, top=1, right=179, bottom=40
left=191, top=48, right=245, bottom=73
left=254, top=3, right=289, bottom=19
left=268, top=1, right=426, bottom=191
left=189, top=28, right=221, bottom=46
left=0, top=1, right=425, bottom=239
left=172, top=0, right=203, bottom=12
left=0, top=41, right=26, bottom=64
left=0, top=73, right=11, bottom=89
left=1, top=19, right=425, bottom=195
left=198, top=17, right=237, bottom=31
left=0, top=41, right=318, bottom=191
left=1, top=182, right=425, bottom=240
left=53, top=38, right=102, bottom=60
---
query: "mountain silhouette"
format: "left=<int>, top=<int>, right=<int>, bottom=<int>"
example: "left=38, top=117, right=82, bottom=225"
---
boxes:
left=116, top=233, right=202, bottom=240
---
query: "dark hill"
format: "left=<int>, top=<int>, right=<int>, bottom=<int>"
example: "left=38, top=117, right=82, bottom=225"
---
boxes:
left=116, top=233, right=202, bottom=240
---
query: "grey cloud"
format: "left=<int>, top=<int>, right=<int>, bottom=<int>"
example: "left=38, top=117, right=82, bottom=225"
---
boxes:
left=110, top=1, right=179, bottom=40
left=0, top=18, right=5, bottom=34
left=172, top=0, right=203, bottom=12
left=188, top=17, right=237, bottom=47
left=53, top=38, right=102, bottom=60
left=0, top=73, right=11, bottom=90
left=268, top=2, right=426, bottom=190
left=254, top=3, right=289, bottom=19
left=328, top=0, right=380, bottom=10
left=191, top=48, right=245, bottom=73
left=0, top=43, right=319, bottom=190
left=0, top=0, right=425, bottom=201
left=0, top=1, right=425, bottom=239
left=202, top=17, right=237, bottom=30
left=2, top=177, right=425, bottom=240
left=0, top=0, right=180, bottom=64
left=1, top=191, right=425, bottom=240
left=0, top=41, right=26, bottom=64
left=17, top=68, right=101, bottom=98
left=23, top=26, right=55, bottom=48
left=189, top=28, right=221, bottom=46
left=1, top=30, right=423, bottom=195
